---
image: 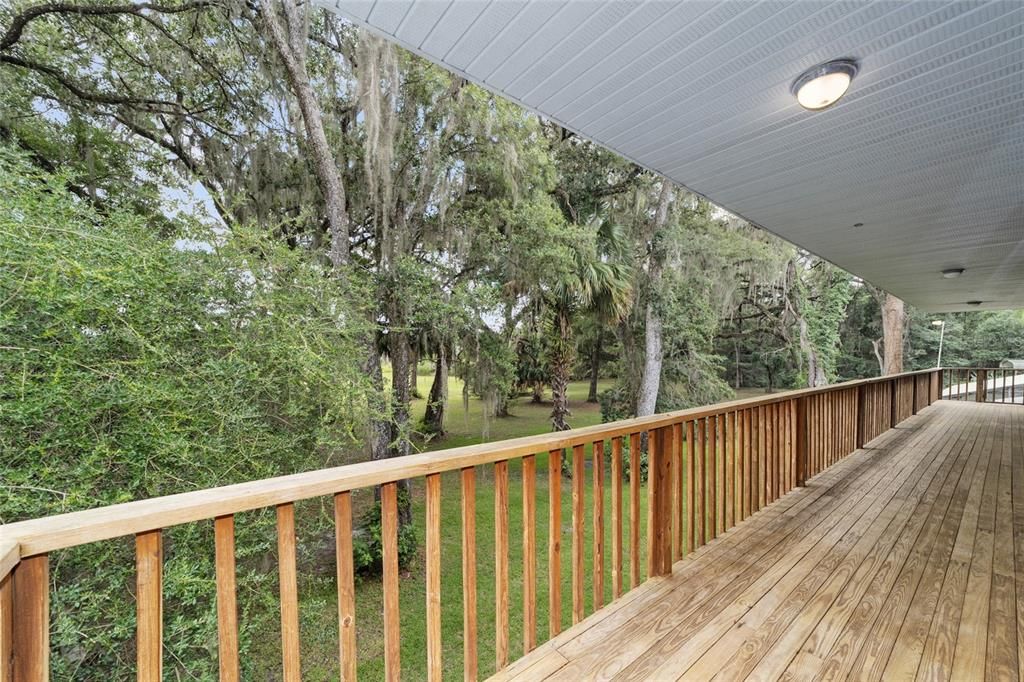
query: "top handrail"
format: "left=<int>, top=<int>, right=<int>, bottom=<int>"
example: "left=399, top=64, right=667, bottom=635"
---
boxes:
left=0, top=368, right=940, bottom=560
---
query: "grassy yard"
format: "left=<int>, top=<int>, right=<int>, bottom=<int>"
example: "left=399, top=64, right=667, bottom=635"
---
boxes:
left=251, top=375, right=776, bottom=679
left=252, top=373, right=649, bottom=680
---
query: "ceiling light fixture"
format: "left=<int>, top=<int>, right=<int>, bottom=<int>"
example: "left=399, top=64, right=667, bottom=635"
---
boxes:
left=941, top=268, right=965, bottom=279
left=791, top=58, right=859, bottom=110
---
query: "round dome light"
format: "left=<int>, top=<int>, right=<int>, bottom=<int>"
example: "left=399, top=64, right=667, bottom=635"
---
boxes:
left=791, top=59, right=859, bottom=111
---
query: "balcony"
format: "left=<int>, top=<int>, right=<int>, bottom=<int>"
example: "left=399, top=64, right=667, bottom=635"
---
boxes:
left=2, top=368, right=1020, bottom=680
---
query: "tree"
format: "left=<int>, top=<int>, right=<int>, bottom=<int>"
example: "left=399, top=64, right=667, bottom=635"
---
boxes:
left=544, top=215, right=632, bottom=430
left=635, top=180, right=673, bottom=417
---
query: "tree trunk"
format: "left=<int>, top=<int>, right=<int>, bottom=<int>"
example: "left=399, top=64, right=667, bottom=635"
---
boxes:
left=532, top=381, right=544, bottom=403
left=550, top=310, right=573, bottom=431
left=423, top=348, right=447, bottom=435
left=409, top=345, right=421, bottom=399
left=386, top=323, right=413, bottom=525
left=799, top=317, right=827, bottom=387
left=587, top=332, right=602, bottom=403
left=881, top=293, right=904, bottom=375
left=261, top=0, right=349, bottom=267
left=635, top=180, right=673, bottom=417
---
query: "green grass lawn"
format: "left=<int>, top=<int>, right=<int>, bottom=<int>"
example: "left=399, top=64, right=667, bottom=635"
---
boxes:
left=251, top=373, right=647, bottom=680
left=251, top=373, right=772, bottom=679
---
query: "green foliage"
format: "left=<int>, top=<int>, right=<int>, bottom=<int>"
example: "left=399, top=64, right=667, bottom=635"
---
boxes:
left=351, top=489, right=418, bottom=575
left=0, top=146, right=376, bottom=677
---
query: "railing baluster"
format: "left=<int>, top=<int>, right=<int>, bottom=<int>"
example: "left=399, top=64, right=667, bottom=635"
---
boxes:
left=671, top=421, right=679, bottom=561
left=461, top=467, right=477, bottom=680
left=571, top=444, right=584, bottom=624
left=592, top=442, right=604, bottom=610
left=214, top=516, right=240, bottom=682
left=494, top=460, right=509, bottom=670
left=547, top=451, right=561, bottom=639
left=276, top=504, right=301, bottom=682
left=426, top=473, right=442, bottom=680
left=708, top=415, right=718, bottom=540
left=716, top=413, right=726, bottom=535
left=522, top=455, right=536, bottom=654
left=611, top=438, right=623, bottom=599
left=685, top=422, right=696, bottom=553
left=629, top=432, right=641, bottom=588
left=333, top=494, right=356, bottom=682
left=695, top=418, right=705, bottom=547
left=725, top=412, right=734, bottom=531
left=135, top=530, right=162, bottom=682
left=380, top=485, right=400, bottom=681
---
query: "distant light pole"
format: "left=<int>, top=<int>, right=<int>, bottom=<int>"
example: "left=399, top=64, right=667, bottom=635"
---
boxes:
left=932, top=319, right=946, bottom=368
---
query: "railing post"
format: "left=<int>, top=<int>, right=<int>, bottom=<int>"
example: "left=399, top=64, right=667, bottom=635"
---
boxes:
left=976, top=369, right=987, bottom=403
left=646, top=426, right=673, bottom=578
left=10, top=555, right=48, bottom=682
left=911, top=375, right=918, bottom=415
left=795, top=397, right=808, bottom=486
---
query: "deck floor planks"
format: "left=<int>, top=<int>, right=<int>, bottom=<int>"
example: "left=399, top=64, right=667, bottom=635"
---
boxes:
left=803, top=403, right=983, bottom=682
left=675, top=413, right=953, bottom=682
left=548, top=414, right=946, bottom=679
left=737, top=404, right=975, bottom=682
left=487, top=402, right=1023, bottom=682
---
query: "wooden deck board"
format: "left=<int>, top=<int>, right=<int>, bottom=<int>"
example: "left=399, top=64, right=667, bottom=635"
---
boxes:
left=489, top=401, right=1022, bottom=682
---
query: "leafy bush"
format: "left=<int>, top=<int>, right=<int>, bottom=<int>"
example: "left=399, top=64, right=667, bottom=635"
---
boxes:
left=0, top=147, right=378, bottom=678
left=351, top=488, right=418, bottom=574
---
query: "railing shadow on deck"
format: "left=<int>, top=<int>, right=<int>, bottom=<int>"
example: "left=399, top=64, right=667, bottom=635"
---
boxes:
left=5, top=366, right=1011, bottom=680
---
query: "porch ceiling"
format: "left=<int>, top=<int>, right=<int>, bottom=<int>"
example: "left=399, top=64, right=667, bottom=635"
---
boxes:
left=315, top=0, right=1024, bottom=312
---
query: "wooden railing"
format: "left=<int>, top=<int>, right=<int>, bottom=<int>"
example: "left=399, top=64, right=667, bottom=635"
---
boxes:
left=942, top=367, right=1024, bottom=404
left=0, top=368, right=949, bottom=680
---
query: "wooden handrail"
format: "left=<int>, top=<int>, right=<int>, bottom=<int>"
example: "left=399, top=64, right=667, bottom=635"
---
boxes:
left=0, top=366, right=960, bottom=680
left=0, top=540, right=17, bottom=582
left=1, top=368, right=939, bottom=558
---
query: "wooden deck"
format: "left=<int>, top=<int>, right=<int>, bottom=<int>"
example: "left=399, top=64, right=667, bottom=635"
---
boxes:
left=494, top=400, right=1023, bottom=681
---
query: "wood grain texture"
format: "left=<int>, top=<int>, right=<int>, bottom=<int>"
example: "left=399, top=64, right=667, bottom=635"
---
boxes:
left=380, top=484, right=400, bottom=681
left=334, top=493, right=356, bottom=682
left=571, top=445, right=584, bottom=624
left=522, top=455, right=537, bottom=653
left=426, top=474, right=442, bottom=680
left=592, top=442, right=604, bottom=610
left=547, top=451, right=561, bottom=639
left=461, top=467, right=478, bottom=681
left=136, top=529, right=163, bottom=682
left=611, top=438, right=623, bottom=599
left=11, top=554, right=47, bottom=682
left=495, top=460, right=510, bottom=670
left=630, top=432, right=642, bottom=588
left=0, top=572, right=11, bottom=682
left=276, top=504, right=301, bottom=682
left=214, top=516, right=239, bottom=682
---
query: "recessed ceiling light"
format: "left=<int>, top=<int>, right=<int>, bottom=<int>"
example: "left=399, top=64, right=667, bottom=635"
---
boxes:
left=941, top=268, right=965, bottom=279
left=791, top=59, right=859, bottom=110
left=966, top=300, right=982, bottom=306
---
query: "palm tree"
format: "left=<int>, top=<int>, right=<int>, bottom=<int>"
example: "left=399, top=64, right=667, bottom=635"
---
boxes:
left=546, top=214, right=632, bottom=430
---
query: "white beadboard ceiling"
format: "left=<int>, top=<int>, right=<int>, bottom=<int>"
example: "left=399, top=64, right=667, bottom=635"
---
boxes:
left=315, top=0, right=1024, bottom=312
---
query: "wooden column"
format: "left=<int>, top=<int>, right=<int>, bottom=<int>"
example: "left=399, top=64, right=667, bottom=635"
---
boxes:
left=646, top=426, right=673, bottom=578
left=976, top=369, right=987, bottom=403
